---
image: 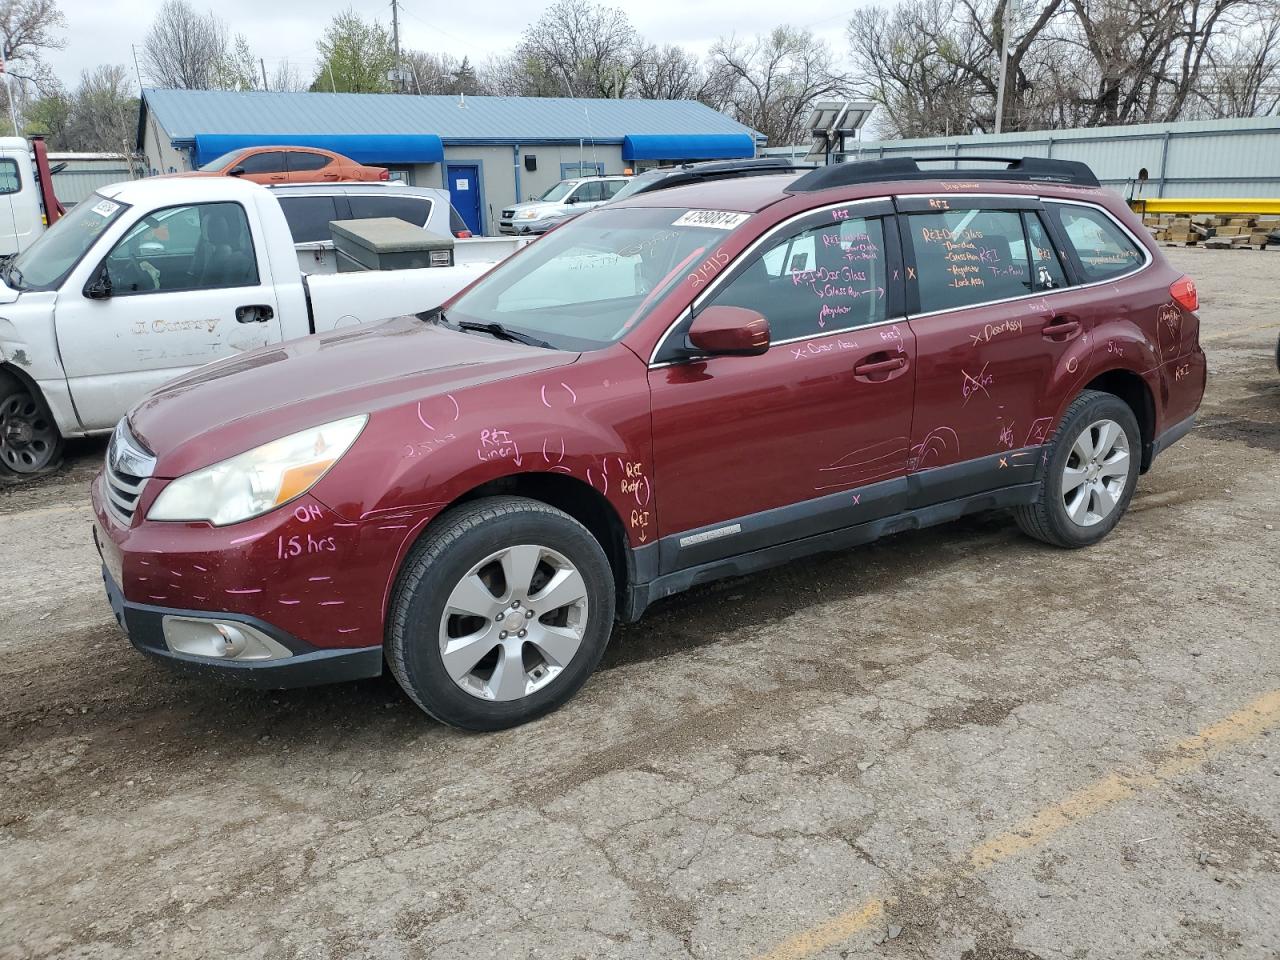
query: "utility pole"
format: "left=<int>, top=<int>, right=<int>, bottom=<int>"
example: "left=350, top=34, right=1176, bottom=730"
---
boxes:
left=260, top=58, right=269, bottom=91
left=390, top=0, right=402, bottom=91
left=994, top=0, right=1017, bottom=134
left=131, top=44, right=144, bottom=94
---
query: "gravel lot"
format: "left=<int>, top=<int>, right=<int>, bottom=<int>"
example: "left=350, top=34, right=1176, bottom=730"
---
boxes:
left=2, top=246, right=1278, bottom=960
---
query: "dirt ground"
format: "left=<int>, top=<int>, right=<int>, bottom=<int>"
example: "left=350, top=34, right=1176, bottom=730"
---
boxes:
left=2, top=246, right=1278, bottom=960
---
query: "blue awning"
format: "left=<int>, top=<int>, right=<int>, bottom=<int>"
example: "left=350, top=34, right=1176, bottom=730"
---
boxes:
left=193, top=133, right=445, bottom=167
left=621, top=133, right=755, bottom=161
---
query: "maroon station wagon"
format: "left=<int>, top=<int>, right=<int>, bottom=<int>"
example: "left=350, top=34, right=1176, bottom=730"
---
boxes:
left=93, top=157, right=1207, bottom=730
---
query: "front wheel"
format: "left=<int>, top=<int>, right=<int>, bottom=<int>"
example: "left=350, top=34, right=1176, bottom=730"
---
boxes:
left=1014, top=390, right=1141, bottom=548
left=0, top=375, right=64, bottom=478
left=387, top=496, right=616, bottom=730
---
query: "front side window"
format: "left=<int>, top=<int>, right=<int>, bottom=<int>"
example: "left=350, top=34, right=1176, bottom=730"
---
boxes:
left=572, top=182, right=604, bottom=204
left=1047, top=202, right=1144, bottom=281
left=0, top=159, right=19, bottom=195
left=347, top=195, right=431, bottom=226
left=279, top=195, right=341, bottom=243
left=446, top=206, right=753, bottom=350
left=288, top=152, right=333, bottom=172
left=708, top=214, right=890, bottom=341
left=236, top=152, right=287, bottom=175
left=8, top=193, right=128, bottom=291
left=102, top=201, right=258, bottom=294
left=908, top=208, right=1031, bottom=313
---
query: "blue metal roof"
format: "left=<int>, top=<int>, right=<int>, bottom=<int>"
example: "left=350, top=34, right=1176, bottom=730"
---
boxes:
left=141, top=89, right=761, bottom=150
left=622, top=133, right=754, bottom=160
left=193, top=133, right=444, bottom=166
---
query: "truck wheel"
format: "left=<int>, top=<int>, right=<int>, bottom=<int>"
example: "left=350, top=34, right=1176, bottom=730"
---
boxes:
left=1014, top=390, right=1141, bottom=549
left=0, top=374, right=64, bottom=477
left=387, top=496, right=616, bottom=730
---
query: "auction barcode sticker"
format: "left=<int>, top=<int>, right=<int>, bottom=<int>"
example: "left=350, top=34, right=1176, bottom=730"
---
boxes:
left=91, top=199, right=120, bottom=218
left=673, top=210, right=751, bottom=230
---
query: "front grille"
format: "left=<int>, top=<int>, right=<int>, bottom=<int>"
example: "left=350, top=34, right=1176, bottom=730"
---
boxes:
left=104, top=419, right=155, bottom=526
left=501, top=209, right=515, bottom=219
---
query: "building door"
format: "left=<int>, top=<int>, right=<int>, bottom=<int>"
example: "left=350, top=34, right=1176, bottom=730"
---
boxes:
left=447, top=165, right=482, bottom=235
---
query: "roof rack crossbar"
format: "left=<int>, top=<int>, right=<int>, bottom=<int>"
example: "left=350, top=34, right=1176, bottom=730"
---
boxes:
left=786, top=155, right=1100, bottom=193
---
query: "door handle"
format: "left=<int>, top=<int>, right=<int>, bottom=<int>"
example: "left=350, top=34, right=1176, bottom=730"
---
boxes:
left=236, top=304, right=274, bottom=323
left=853, top=355, right=907, bottom=377
left=1043, top=316, right=1081, bottom=340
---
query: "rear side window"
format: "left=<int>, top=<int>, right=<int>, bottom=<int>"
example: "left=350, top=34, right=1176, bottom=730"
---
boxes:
left=278, top=195, right=341, bottom=243
left=288, top=152, right=333, bottom=172
left=601, top=180, right=626, bottom=199
left=347, top=195, right=431, bottom=227
left=709, top=214, right=890, bottom=341
left=1016, top=211, right=1068, bottom=290
left=907, top=209, right=1031, bottom=313
left=1047, top=203, right=1144, bottom=281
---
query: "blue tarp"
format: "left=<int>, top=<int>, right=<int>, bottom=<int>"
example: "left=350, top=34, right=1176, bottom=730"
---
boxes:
left=621, top=133, right=756, bottom=161
left=193, top=133, right=445, bottom=167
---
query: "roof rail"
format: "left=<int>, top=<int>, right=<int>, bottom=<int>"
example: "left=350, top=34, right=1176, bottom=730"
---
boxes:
left=786, top=156, right=1100, bottom=193
left=632, top=157, right=809, bottom=195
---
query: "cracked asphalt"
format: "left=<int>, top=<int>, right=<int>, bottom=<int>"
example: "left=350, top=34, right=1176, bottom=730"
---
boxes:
left=2, top=247, right=1279, bottom=960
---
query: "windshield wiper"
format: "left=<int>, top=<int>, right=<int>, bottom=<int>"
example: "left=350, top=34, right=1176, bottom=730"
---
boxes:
left=453, top=319, right=555, bottom=350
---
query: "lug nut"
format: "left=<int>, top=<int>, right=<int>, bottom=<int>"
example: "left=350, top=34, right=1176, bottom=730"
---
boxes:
left=496, top=612, right=504, bottom=621
left=499, top=631, right=507, bottom=639
left=511, top=600, right=520, bottom=609
left=518, top=629, right=527, bottom=638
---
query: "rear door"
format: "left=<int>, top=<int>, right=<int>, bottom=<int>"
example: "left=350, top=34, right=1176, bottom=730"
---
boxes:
left=898, top=195, right=1089, bottom=500
left=53, top=200, right=283, bottom=430
left=286, top=151, right=339, bottom=182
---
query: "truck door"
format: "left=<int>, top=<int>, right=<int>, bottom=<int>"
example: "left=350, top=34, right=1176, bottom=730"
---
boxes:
left=0, top=147, right=42, bottom=256
left=53, top=199, right=283, bottom=431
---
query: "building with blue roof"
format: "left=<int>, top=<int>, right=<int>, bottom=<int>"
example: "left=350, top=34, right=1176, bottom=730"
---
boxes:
left=137, top=89, right=762, bottom=234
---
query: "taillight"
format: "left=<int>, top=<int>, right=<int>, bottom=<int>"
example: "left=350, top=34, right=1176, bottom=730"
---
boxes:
left=455, top=230, right=472, bottom=238
left=1170, top=275, right=1198, bottom=312
left=379, top=169, right=390, bottom=180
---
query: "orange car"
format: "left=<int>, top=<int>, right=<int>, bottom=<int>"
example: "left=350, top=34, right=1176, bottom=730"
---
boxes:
left=181, top=146, right=390, bottom=184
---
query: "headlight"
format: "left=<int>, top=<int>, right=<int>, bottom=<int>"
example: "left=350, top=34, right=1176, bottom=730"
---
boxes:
left=148, top=415, right=367, bottom=526
left=518, top=208, right=544, bottom=220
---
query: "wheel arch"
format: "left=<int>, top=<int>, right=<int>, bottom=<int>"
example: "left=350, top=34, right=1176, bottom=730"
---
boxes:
left=1082, top=368, right=1157, bottom=471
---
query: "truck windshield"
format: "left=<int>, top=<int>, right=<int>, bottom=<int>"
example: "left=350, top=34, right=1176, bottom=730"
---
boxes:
left=8, top=195, right=129, bottom=292
left=538, top=181, right=576, bottom=202
left=198, top=151, right=242, bottom=172
left=445, top=206, right=751, bottom=351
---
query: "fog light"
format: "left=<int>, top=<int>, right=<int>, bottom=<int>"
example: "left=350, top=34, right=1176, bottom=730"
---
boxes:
left=162, top=616, right=293, bottom=661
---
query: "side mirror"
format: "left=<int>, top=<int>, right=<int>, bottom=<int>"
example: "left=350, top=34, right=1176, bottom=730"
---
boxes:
left=687, top=305, right=770, bottom=357
left=228, top=166, right=246, bottom=177
left=83, top=266, right=112, bottom=300
left=563, top=195, right=578, bottom=204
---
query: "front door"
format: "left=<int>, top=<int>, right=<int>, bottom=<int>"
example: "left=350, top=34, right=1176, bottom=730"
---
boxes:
left=898, top=197, right=1085, bottom=501
left=54, top=200, right=283, bottom=431
left=648, top=201, right=916, bottom=572
left=447, top=165, right=482, bottom=235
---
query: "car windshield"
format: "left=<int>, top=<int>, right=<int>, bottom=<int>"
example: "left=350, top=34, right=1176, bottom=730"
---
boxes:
left=445, top=205, right=752, bottom=351
left=198, top=151, right=242, bottom=172
left=538, top=181, right=576, bottom=202
left=8, top=194, right=130, bottom=291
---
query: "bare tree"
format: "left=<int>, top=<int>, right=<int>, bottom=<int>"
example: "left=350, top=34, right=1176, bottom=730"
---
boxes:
left=67, top=64, right=138, bottom=153
left=0, top=0, right=63, bottom=88
left=633, top=43, right=704, bottom=100
left=515, top=0, right=639, bottom=97
left=142, top=0, right=229, bottom=90
left=710, top=27, right=850, bottom=144
left=268, top=59, right=310, bottom=93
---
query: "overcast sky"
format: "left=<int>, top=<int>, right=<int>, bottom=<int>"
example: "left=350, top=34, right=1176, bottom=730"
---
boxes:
left=46, top=0, right=858, bottom=89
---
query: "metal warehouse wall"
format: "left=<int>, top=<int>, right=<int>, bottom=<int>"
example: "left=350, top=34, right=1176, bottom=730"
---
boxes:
left=765, top=117, right=1280, bottom=199
left=50, top=154, right=137, bottom=206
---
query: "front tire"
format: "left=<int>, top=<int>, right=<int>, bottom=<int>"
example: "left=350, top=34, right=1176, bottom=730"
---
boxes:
left=1014, top=390, right=1141, bottom=548
left=387, top=496, right=616, bottom=730
left=0, top=374, right=64, bottom=478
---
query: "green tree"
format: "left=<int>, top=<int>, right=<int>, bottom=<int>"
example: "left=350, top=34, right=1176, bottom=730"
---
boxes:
left=22, top=87, right=70, bottom=144
left=312, top=9, right=394, bottom=93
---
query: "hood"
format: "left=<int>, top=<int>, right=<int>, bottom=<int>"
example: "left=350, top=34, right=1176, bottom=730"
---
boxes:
left=509, top=200, right=567, bottom=216
left=130, top=314, right=578, bottom=477
left=0, top=278, right=20, bottom=305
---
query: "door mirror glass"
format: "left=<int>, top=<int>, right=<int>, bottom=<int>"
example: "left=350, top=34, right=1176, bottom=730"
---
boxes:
left=83, top=265, right=112, bottom=299
left=687, top=305, right=770, bottom=357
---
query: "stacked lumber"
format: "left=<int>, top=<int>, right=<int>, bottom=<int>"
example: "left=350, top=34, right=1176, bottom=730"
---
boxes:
left=1143, top=213, right=1280, bottom=249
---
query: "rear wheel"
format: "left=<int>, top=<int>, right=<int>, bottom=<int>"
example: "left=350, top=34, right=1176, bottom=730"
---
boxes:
left=387, top=496, right=615, bottom=730
left=0, top=374, right=63, bottom=478
left=1014, top=390, right=1140, bottom=548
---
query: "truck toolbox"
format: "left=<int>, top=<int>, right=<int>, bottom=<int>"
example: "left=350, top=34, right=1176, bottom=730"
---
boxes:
left=331, top=217, right=455, bottom=272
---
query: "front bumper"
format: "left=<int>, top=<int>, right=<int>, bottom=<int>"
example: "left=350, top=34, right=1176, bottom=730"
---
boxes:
left=498, top=217, right=561, bottom=235
left=98, top=559, right=382, bottom=689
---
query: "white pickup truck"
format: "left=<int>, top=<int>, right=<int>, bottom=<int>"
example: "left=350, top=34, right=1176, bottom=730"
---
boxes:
left=0, top=176, right=512, bottom=477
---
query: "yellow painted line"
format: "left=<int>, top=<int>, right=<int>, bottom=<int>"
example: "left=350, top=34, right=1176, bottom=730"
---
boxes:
left=755, top=688, right=1280, bottom=960
left=1200, top=321, right=1277, bottom=345
left=1133, top=197, right=1280, bottom=216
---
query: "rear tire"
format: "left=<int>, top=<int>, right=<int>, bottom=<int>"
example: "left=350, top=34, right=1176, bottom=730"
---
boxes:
left=386, top=496, right=616, bottom=730
left=0, top=373, right=64, bottom=479
left=1014, top=390, right=1141, bottom=549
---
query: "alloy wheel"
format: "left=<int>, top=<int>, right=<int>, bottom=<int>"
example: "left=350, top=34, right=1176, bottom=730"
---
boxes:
left=438, top=544, right=589, bottom=701
left=1062, top=418, right=1130, bottom=527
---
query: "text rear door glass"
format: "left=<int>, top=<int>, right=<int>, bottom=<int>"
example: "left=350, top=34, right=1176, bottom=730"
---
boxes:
left=908, top=209, right=1032, bottom=312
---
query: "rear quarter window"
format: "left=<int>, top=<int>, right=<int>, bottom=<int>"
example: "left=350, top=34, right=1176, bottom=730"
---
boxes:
left=1047, top=202, right=1145, bottom=281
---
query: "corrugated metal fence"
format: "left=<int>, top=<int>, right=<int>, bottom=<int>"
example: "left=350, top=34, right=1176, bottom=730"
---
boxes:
left=764, top=117, right=1280, bottom=199
left=49, top=154, right=137, bottom=206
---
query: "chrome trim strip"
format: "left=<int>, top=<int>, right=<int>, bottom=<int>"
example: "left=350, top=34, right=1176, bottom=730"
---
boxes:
left=679, top=523, right=742, bottom=547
